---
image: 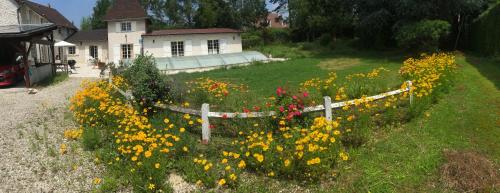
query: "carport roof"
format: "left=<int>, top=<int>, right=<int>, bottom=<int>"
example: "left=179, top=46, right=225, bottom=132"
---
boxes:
left=0, top=24, right=57, bottom=38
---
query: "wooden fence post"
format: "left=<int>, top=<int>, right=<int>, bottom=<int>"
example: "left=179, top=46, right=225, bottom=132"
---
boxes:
left=407, top=81, right=413, bottom=105
left=201, top=103, right=210, bottom=144
left=324, top=96, right=332, bottom=121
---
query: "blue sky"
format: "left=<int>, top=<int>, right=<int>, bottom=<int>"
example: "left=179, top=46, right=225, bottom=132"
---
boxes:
left=31, top=0, right=278, bottom=29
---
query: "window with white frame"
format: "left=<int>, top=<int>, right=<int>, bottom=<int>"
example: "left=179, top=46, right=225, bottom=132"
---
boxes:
left=89, top=46, right=98, bottom=59
left=207, top=40, right=220, bottom=54
left=121, top=22, right=132, bottom=32
left=68, top=46, right=76, bottom=55
left=171, top=41, right=184, bottom=57
left=121, top=44, right=133, bottom=59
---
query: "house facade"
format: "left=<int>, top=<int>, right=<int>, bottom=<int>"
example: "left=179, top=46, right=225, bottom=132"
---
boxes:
left=0, top=0, right=19, bottom=25
left=66, top=0, right=243, bottom=66
left=18, top=1, right=77, bottom=41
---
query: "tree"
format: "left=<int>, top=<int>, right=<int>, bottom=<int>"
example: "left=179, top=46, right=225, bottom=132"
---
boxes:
left=80, top=17, right=92, bottom=31
left=90, top=0, right=113, bottom=29
left=355, top=0, right=491, bottom=49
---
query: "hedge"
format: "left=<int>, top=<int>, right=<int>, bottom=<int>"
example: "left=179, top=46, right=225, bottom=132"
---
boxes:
left=468, top=2, right=500, bottom=56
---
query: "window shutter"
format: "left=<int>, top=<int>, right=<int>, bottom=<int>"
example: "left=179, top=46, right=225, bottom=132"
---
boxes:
left=84, top=46, right=89, bottom=62
left=164, top=41, right=171, bottom=57
left=201, top=40, right=208, bottom=55
left=116, top=22, right=120, bottom=32
left=113, top=45, right=120, bottom=64
left=185, top=40, right=192, bottom=56
left=220, top=39, right=226, bottom=54
left=133, top=44, right=141, bottom=57
left=131, top=21, right=136, bottom=32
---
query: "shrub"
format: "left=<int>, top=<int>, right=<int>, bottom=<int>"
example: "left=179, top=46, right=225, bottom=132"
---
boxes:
left=122, top=55, right=171, bottom=107
left=318, top=34, right=333, bottom=46
left=242, top=31, right=264, bottom=49
left=82, top=127, right=101, bottom=150
left=394, top=19, right=451, bottom=51
left=265, top=28, right=291, bottom=43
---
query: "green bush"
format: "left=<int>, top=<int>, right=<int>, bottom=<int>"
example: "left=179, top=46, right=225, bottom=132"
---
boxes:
left=318, top=34, right=332, bottom=46
left=82, top=127, right=101, bottom=150
left=122, top=55, right=171, bottom=107
left=242, top=31, right=264, bottom=49
left=265, top=28, right=291, bottom=43
left=394, top=19, right=451, bottom=51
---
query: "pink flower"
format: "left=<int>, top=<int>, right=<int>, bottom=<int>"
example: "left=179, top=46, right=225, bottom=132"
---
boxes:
left=276, top=87, right=285, bottom=97
left=292, top=95, right=298, bottom=100
left=303, top=92, right=309, bottom=97
left=279, top=106, right=285, bottom=112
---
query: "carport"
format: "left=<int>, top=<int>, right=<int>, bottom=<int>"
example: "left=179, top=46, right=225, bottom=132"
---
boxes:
left=0, top=23, right=57, bottom=87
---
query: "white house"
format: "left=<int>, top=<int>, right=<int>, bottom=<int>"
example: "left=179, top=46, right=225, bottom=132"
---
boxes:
left=66, top=0, right=246, bottom=67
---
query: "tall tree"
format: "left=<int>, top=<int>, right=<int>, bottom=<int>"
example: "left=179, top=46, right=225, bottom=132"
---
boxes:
left=80, top=16, right=92, bottom=31
left=90, top=0, right=114, bottom=29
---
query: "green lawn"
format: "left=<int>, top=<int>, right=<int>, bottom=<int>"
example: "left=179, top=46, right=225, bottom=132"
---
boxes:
left=222, top=52, right=500, bottom=193
left=172, top=43, right=407, bottom=110
left=172, top=45, right=500, bottom=192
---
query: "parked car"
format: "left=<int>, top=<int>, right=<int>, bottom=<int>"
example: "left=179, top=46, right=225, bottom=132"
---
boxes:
left=0, top=56, right=25, bottom=87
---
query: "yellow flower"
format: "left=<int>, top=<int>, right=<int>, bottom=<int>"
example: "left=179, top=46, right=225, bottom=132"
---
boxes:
left=276, top=145, right=284, bottom=152
left=278, top=158, right=288, bottom=167
left=225, top=165, right=231, bottom=171
left=179, top=127, right=186, bottom=132
left=253, top=153, right=264, bottom=162
left=148, top=183, right=155, bottom=190
left=238, top=160, right=246, bottom=168
left=229, top=173, right=237, bottom=180
left=218, top=178, right=226, bottom=186
left=144, top=151, right=152, bottom=158
left=155, top=163, right=160, bottom=169
left=59, top=143, right=67, bottom=155
left=131, top=156, right=138, bottom=161
left=183, top=146, right=189, bottom=152
left=93, top=177, right=101, bottom=184
left=268, top=172, right=275, bottom=177
left=221, top=158, right=228, bottom=164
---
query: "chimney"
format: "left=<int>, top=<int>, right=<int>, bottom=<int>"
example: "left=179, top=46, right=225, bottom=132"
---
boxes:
left=48, top=3, right=51, bottom=8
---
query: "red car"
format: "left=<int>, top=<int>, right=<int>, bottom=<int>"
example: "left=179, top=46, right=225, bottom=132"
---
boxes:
left=0, top=58, right=25, bottom=87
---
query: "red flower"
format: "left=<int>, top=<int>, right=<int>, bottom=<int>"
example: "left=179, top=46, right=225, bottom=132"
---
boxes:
left=292, top=95, right=298, bottom=100
left=276, top=87, right=285, bottom=97
left=279, top=106, right=285, bottom=112
left=253, top=106, right=261, bottom=111
left=243, top=108, right=251, bottom=113
left=209, top=124, right=215, bottom=129
left=303, top=92, right=309, bottom=97
left=222, top=114, right=228, bottom=119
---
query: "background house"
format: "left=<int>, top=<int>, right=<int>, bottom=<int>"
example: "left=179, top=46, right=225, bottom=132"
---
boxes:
left=0, top=0, right=62, bottom=87
left=265, top=13, right=288, bottom=29
left=66, top=0, right=247, bottom=68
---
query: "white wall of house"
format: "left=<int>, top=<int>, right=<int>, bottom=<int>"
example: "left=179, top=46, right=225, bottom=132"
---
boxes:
left=67, top=41, right=109, bottom=65
left=107, top=19, right=146, bottom=64
left=0, top=0, right=19, bottom=25
left=142, top=33, right=242, bottom=58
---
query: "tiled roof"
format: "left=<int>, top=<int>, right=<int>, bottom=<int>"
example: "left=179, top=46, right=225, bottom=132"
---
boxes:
left=143, top=28, right=242, bottom=36
left=66, top=29, right=108, bottom=42
left=23, top=1, right=77, bottom=29
left=103, top=0, right=148, bottom=21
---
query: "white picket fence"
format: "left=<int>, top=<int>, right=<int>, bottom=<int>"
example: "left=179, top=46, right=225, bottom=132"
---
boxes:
left=108, top=74, right=413, bottom=144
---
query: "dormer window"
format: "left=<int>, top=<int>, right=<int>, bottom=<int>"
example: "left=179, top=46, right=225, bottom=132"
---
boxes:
left=121, top=22, right=132, bottom=32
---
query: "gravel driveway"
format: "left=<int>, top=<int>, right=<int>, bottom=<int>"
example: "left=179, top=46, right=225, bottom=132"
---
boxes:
left=0, top=78, right=103, bottom=193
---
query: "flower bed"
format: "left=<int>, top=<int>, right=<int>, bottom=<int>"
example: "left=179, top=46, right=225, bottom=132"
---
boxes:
left=69, top=53, right=457, bottom=192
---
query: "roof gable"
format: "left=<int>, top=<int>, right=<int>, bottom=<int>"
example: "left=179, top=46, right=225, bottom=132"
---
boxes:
left=103, top=0, right=148, bottom=21
left=22, top=0, right=77, bottom=30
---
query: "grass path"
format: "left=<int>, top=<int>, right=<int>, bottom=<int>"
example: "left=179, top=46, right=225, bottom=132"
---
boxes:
left=327, top=53, right=500, bottom=192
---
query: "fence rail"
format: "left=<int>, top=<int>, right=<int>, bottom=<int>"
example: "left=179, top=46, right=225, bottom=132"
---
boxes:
left=109, top=74, right=412, bottom=144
